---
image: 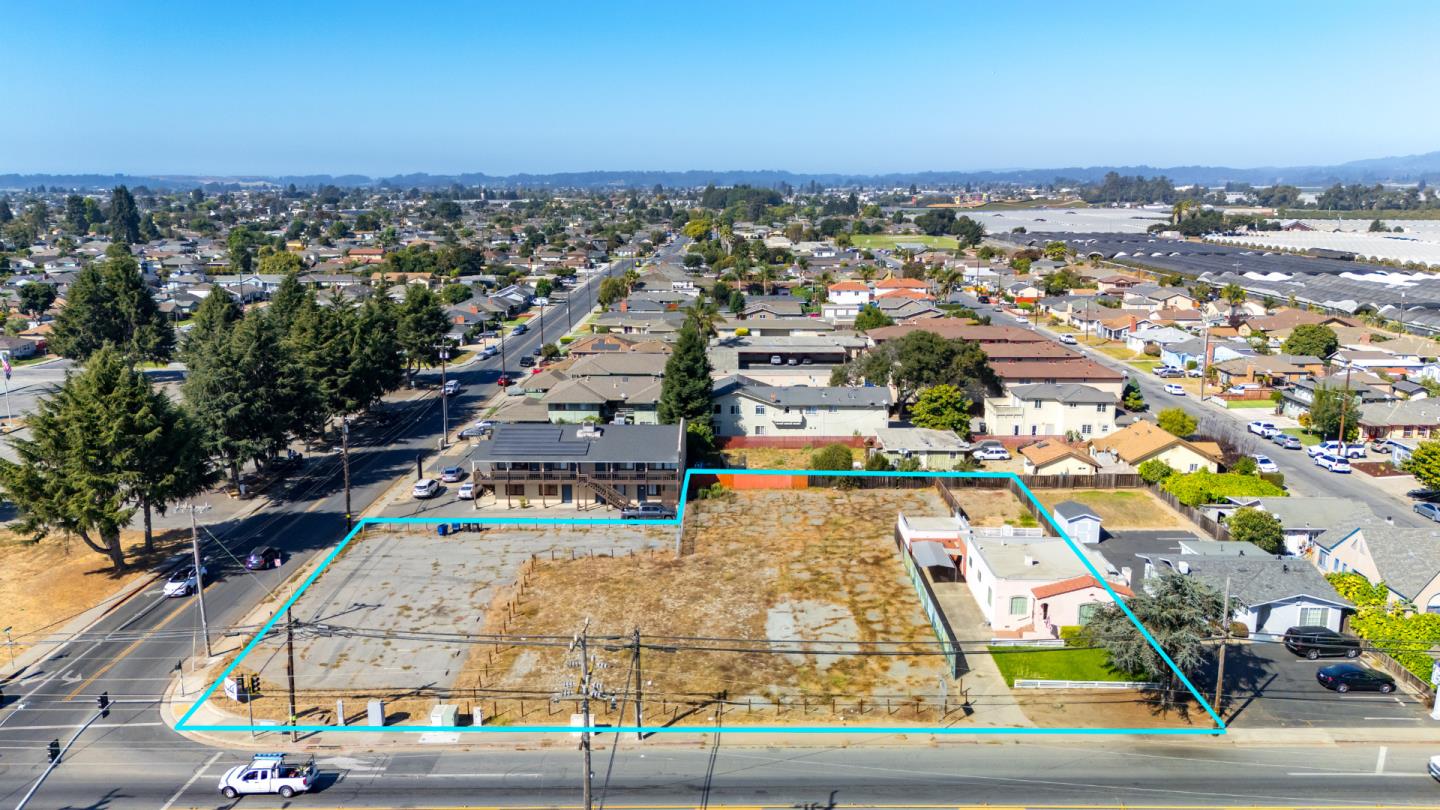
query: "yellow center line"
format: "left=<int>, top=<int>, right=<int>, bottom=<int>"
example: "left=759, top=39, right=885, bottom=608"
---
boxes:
left=64, top=596, right=193, bottom=700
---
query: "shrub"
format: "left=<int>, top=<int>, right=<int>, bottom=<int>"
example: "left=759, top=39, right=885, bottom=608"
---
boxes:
left=734, top=327, right=750, bottom=337
left=1160, top=470, right=1286, bottom=507
left=1157, top=407, right=1197, bottom=437
left=811, top=443, right=854, bottom=471
left=1225, top=507, right=1283, bottom=553
left=1229, top=455, right=1257, bottom=476
left=1143, top=343, right=1161, bottom=357
left=1137, top=458, right=1175, bottom=484
left=1058, top=625, right=1086, bottom=647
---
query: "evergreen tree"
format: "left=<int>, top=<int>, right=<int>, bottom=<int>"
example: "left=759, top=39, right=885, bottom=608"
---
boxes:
left=49, top=246, right=173, bottom=362
left=658, top=320, right=713, bottom=424
left=108, top=185, right=141, bottom=244
left=0, top=347, right=144, bottom=570
left=0, top=199, right=12, bottom=223
left=182, top=289, right=242, bottom=363
left=265, top=271, right=309, bottom=335
left=48, top=264, right=121, bottom=360
left=396, top=285, right=451, bottom=375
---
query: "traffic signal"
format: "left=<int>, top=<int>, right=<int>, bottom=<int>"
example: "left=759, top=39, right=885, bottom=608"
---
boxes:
left=249, top=674, right=260, bottom=694
left=96, top=692, right=109, bottom=718
left=46, top=739, right=59, bottom=763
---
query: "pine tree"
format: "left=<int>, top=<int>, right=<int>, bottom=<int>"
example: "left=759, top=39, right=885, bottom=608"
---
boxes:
left=658, top=321, right=713, bottom=424
left=182, top=288, right=242, bottom=363
left=48, top=264, right=122, bottom=360
left=396, top=285, right=451, bottom=375
left=108, top=185, right=141, bottom=244
left=265, top=271, right=310, bottom=336
left=0, top=347, right=145, bottom=570
left=49, top=246, right=173, bottom=362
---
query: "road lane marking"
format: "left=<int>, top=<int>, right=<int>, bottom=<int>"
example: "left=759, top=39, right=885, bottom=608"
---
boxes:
left=160, top=750, right=221, bottom=810
left=1376, top=745, right=1388, bottom=774
left=0, top=721, right=163, bottom=731
left=1284, top=771, right=1425, bottom=778
left=63, top=596, right=191, bottom=700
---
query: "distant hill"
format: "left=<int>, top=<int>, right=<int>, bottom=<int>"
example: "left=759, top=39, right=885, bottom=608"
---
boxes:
left=4, top=151, right=1440, bottom=191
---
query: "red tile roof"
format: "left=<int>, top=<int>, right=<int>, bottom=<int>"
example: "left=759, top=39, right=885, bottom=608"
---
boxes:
left=828, top=281, right=870, bottom=291
left=1031, top=575, right=1131, bottom=600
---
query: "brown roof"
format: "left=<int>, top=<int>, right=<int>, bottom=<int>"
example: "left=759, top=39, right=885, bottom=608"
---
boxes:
left=991, top=358, right=1124, bottom=383
left=1087, top=421, right=1220, bottom=465
left=867, top=322, right=1046, bottom=344
left=1032, top=574, right=1132, bottom=599
left=980, top=343, right=1084, bottom=361
left=1245, top=310, right=1361, bottom=333
left=1019, top=440, right=1099, bottom=469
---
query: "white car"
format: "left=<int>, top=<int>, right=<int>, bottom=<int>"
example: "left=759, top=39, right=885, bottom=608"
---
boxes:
left=443, top=379, right=461, bottom=396
left=533, top=297, right=550, bottom=306
left=1316, top=440, right=1365, bottom=459
left=1058, top=334, right=1078, bottom=345
left=1247, top=421, right=1278, bottom=438
left=972, top=446, right=1011, bottom=461
left=1428, top=753, right=1440, bottom=780
left=457, top=481, right=475, bottom=499
left=1163, top=383, right=1185, bottom=396
left=163, top=565, right=207, bottom=598
left=1323, top=455, right=1352, bottom=474
left=1251, top=454, right=1279, bottom=474
left=413, top=478, right=440, bottom=499
left=1014, top=315, right=1030, bottom=324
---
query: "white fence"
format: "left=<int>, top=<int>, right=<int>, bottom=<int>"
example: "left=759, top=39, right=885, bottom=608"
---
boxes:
left=1013, top=679, right=1160, bottom=690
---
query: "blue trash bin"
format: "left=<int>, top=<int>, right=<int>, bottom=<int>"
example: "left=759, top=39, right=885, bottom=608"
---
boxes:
left=437, top=524, right=449, bottom=537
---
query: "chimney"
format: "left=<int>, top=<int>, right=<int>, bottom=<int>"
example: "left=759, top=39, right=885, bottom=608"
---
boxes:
left=1129, top=315, right=1137, bottom=332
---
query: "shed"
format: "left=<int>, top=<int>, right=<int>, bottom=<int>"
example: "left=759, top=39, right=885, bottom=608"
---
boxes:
left=1051, top=500, right=1102, bottom=546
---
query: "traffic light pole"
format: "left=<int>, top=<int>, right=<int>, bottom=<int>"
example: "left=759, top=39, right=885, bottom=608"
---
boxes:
left=16, top=706, right=107, bottom=810
left=183, top=504, right=212, bottom=658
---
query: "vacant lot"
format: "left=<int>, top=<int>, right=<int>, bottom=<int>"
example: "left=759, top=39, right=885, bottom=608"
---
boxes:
left=719, top=446, right=829, bottom=470
left=953, top=488, right=1031, bottom=527
left=470, top=488, right=955, bottom=727
left=988, top=646, right=1142, bottom=687
left=850, top=234, right=960, bottom=251
left=1035, top=488, right=1188, bottom=530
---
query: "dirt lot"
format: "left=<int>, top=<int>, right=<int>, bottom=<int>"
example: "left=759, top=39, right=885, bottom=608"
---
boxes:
left=464, top=488, right=957, bottom=727
left=1034, top=488, right=1189, bottom=530
left=0, top=528, right=189, bottom=653
left=951, top=488, right=1032, bottom=527
left=719, top=446, right=834, bottom=470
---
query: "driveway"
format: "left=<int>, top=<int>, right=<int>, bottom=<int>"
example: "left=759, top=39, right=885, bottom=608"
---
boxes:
left=1195, top=639, right=1431, bottom=729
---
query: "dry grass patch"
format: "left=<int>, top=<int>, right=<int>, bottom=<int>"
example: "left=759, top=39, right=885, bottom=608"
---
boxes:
left=1034, top=488, right=1188, bottom=530
left=719, top=447, right=829, bottom=470
left=950, top=488, right=1029, bottom=527
left=461, top=488, right=952, bottom=725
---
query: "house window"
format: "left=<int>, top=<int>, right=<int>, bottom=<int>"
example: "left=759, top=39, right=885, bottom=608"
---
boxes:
left=1030, top=425, right=1038, bottom=436
left=1009, top=596, right=1028, bottom=616
left=1081, top=424, right=1092, bottom=435
left=828, top=405, right=838, bottom=413
left=730, top=405, right=739, bottom=415
left=755, top=405, right=766, bottom=415
left=713, top=404, right=721, bottom=414
left=505, top=484, right=526, bottom=497
left=1096, top=404, right=1106, bottom=412
left=755, top=425, right=765, bottom=435
left=1188, top=463, right=1199, bottom=472
left=1299, top=607, right=1330, bottom=627
left=805, top=406, right=818, bottom=415
left=1067, top=402, right=1077, bottom=409
left=1077, top=603, right=1100, bottom=625
left=985, top=587, right=992, bottom=606
left=540, top=484, right=559, bottom=497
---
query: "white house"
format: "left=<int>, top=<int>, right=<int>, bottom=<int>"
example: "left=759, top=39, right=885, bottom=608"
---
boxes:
left=822, top=280, right=873, bottom=322
left=711, top=375, right=891, bottom=438
left=983, top=383, right=1116, bottom=439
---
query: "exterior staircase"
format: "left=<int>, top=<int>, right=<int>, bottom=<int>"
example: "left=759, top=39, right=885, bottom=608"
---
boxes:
left=577, top=474, right=634, bottom=510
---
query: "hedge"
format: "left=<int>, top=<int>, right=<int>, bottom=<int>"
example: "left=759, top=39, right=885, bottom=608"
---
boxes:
left=1160, top=470, right=1286, bottom=506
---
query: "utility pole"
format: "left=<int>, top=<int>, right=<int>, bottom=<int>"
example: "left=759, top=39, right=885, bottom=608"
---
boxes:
left=1212, top=575, right=1231, bottom=726
left=1336, top=364, right=1354, bottom=451
left=578, top=621, right=593, bottom=810
left=286, top=607, right=298, bottom=743
left=1198, top=321, right=1212, bottom=402
left=180, top=503, right=212, bottom=658
left=433, top=342, right=451, bottom=447
left=341, top=418, right=352, bottom=532
left=538, top=301, right=546, bottom=350
left=631, top=627, right=643, bottom=737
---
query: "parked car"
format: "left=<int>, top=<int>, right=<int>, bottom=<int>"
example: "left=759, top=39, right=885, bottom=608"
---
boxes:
left=1408, top=488, right=1440, bottom=502
left=412, top=478, right=440, bottom=499
left=1315, top=662, right=1395, bottom=694
left=1162, top=383, right=1185, bottom=396
left=1154, top=366, right=1183, bottom=378
left=457, top=481, right=475, bottom=499
left=511, top=323, right=528, bottom=335
left=1415, top=502, right=1440, bottom=523
left=459, top=420, right=494, bottom=439
left=440, top=466, right=465, bottom=483
left=1316, top=440, right=1365, bottom=459
left=1284, top=626, right=1362, bottom=660
left=1271, top=433, right=1302, bottom=450
left=1058, top=334, right=1078, bottom=345
left=244, top=546, right=282, bottom=570
left=973, top=446, right=1012, bottom=461
left=518, top=356, right=535, bottom=367
left=163, top=565, right=208, bottom=598
left=1369, top=440, right=1390, bottom=454
left=1314, top=453, right=1352, bottom=473
left=1246, top=421, right=1278, bottom=437
left=532, top=297, right=549, bottom=306
left=532, top=347, right=543, bottom=356
left=1251, top=454, right=1279, bottom=474
left=1185, top=366, right=1203, bottom=378
left=443, top=379, right=461, bottom=397
left=496, top=375, right=513, bottom=387
left=769, top=355, right=783, bottom=365
left=621, top=503, right=676, bottom=520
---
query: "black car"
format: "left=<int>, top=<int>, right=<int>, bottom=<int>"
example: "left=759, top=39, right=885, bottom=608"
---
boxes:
left=518, top=356, right=535, bottom=367
left=244, top=546, right=282, bottom=570
left=1316, top=663, right=1395, bottom=694
left=1283, top=626, right=1361, bottom=660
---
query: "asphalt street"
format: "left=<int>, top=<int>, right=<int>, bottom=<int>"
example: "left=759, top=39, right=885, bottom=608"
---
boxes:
left=0, top=248, right=651, bottom=810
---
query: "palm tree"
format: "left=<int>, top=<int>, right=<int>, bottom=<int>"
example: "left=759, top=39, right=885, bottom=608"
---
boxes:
left=857, top=265, right=877, bottom=284
left=1222, top=283, right=1247, bottom=326
left=684, top=298, right=720, bottom=338
left=1261, top=295, right=1277, bottom=314
left=623, top=268, right=640, bottom=295
left=756, top=265, right=777, bottom=296
left=814, top=271, right=835, bottom=305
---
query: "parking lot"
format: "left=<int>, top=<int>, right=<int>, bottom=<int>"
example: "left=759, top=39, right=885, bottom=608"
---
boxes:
left=1196, top=639, right=1431, bottom=729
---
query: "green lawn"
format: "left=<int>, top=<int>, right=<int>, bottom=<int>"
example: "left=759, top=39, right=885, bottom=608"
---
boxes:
left=987, top=646, right=1143, bottom=687
left=1225, top=399, right=1277, bottom=409
left=1128, top=359, right=1161, bottom=372
left=850, top=234, right=960, bottom=251
left=1282, top=428, right=1321, bottom=446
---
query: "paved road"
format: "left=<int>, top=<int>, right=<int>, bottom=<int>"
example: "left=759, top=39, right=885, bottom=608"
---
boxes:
left=19, top=738, right=1440, bottom=808
left=0, top=249, right=655, bottom=809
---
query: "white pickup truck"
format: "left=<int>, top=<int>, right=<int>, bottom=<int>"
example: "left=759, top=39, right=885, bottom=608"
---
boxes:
left=218, top=753, right=316, bottom=799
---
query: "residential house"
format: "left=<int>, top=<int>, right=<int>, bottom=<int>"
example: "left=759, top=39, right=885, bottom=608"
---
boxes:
left=708, top=335, right=869, bottom=387
left=1238, top=310, right=1360, bottom=338
left=866, top=322, right=1047, bottom=345
left=870, top=427, right=972, bottom=470
left=1279, top=373, right=1394, bottom=421
left=565, top=334, right=672, bottom=358
left=711, top=375, right=892, bottom=438
left=589, top=311, right=688, bottom=337
left=821, top=280, right=873, bottom=322
left=984, top=383, right=1116, bottom=439
left=1019, top=441, right=1101, bottom=477
left=1095, top=275, right=1143, bottom=294
left=1314, top=523, right=1440, bottom=613
left=1160, top=338, right=1252, bottom=373
left=741, top=296, right=805, bottom=320
left=469, top=423, right=686, bottom=509
left=989, top=359, right=1126, bottom=397
left=1212, top=354, right=1325, bottom=388
left=715, top=317, right=835, bottom=339
left=1357, top=398, right=1440, bottom=444
left=1206, top=496, right=1376, bottom=558
left=1124, top=326, right=1193, bottom=356
left=1146, top=554, right=1353, bottom=638
left=1088, top=420, right=1221, bottom=473
left=874, top=296, right=943, bottom=321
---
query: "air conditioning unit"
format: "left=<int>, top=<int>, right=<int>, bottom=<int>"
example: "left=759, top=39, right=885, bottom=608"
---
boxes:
left=577, top=425, right=603, bottom=438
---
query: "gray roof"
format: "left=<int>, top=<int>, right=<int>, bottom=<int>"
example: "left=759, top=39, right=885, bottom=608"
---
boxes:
left=712, top=375, right=892, bottom=409
left=1051, top=501, right=1100, bottom=522
left=1342, top=526, right=1440, bottom=600
left=873, top=427, right=971, bottom=453
left=471, top=423, right=683, bottom=465
left=1359, top=398, right=1440, bottom=427
left=1231, top=497, right=1375, bottom=532
left=1158, top=556, right=1352, bottom=610
left=1007, top=383, right=1116, bottom=405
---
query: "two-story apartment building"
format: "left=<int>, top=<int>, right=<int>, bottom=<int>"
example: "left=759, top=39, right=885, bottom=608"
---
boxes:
left=711, top=375, right=891, bottom=438
left=983, top=383, right=1116, bottom=439
left=469, top=422, right=687, bottom=509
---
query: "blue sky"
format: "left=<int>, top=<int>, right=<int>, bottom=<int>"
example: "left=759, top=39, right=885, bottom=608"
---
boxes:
left=4, top=1, right=1439, bottom=175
